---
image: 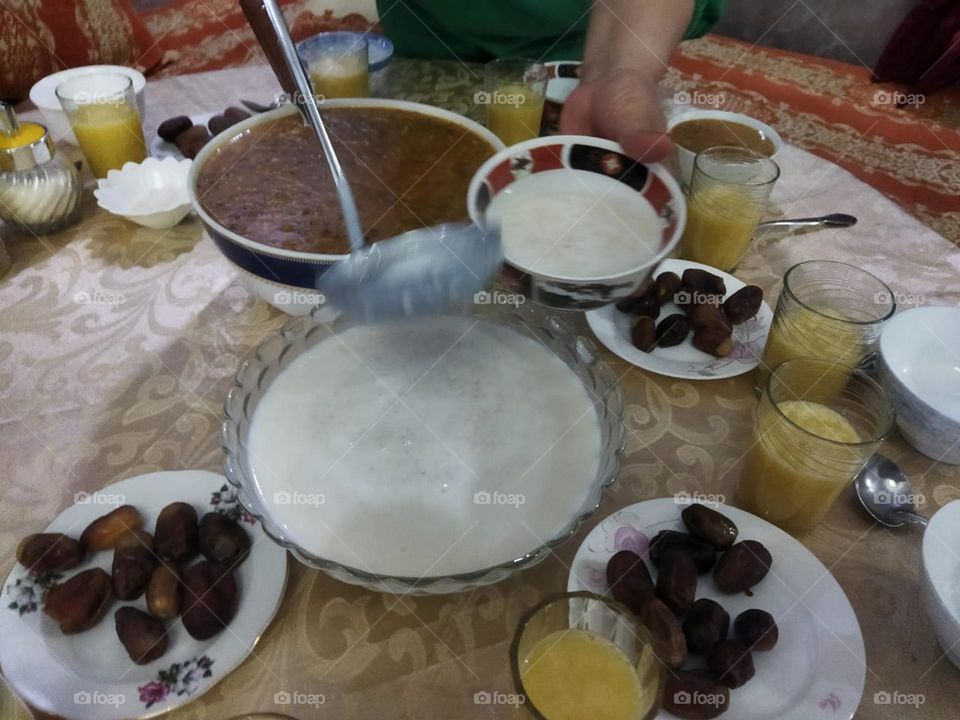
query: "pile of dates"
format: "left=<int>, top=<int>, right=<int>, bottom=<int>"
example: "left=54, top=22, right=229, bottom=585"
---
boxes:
left=617, top=268, right=763, bottom=358
left=157, top=106, right=252, bottom=159
left=606, top=503, right=777, bottom=718
left=17, top=501, right=250, bottom=664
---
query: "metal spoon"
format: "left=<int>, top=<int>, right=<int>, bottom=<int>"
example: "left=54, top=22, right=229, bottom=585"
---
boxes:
left=854, top=454, right=929, bottom=528
left=757, top=213, right=857, bottom=230
left=240, top=98, right=280, bottom=114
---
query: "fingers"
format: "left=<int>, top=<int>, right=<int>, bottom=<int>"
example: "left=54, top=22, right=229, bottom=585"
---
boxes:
left=618, top=129, right=673, bottom=163
left=558, top=85, right=594, bottom=135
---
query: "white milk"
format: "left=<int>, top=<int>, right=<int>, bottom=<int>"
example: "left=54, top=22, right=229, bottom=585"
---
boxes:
left=247, top=316, right=602, bottom=577
left=487, top=169, right=663, bottom=280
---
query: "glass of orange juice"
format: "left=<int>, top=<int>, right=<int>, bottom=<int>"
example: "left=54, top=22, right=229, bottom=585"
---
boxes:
left=301, top=32, right=369, bottom=99
left=511, top=592, right=663, bottom=720
left=483, top=59, right=548, bottom=146
left=679, top=146, right=779, bottom=271
left=56, top=73, right=147, bottom=179
left=740, top=358, right=894, bottom=535
left=757, top=260, right=896, bottom=389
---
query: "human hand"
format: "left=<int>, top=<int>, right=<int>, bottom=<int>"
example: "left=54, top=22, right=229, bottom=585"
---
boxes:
left=559, top=69, right=672, bottom=162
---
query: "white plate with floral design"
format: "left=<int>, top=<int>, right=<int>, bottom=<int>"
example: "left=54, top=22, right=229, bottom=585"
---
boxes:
left=0, top=470, right=287, bottom=720
left=586, top=258, right=772, bottom=379
left=567, top=498, right=865, bottom=720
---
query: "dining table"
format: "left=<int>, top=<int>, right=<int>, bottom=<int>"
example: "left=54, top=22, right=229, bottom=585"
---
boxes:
left=2, top=57, right=960, bottom=720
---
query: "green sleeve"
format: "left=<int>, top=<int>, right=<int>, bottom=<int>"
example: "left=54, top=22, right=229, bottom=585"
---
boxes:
left=377, top=0, right=725, bottom=61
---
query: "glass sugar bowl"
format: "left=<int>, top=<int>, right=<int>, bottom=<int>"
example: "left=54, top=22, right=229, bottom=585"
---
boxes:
left=0, top=102, right=83, bottom=236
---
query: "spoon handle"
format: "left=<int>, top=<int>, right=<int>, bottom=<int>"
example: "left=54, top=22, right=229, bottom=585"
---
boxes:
left=757, top=213, right=857, bottom=230
left=241, top=0, right=365, bottom=252
left=900, top=510, right=929, bottom=529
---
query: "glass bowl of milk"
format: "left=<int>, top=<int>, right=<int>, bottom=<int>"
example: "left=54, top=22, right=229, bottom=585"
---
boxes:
left=467, top=135, right=686, bottom=310
left=221, top=301, right=625, bottom=594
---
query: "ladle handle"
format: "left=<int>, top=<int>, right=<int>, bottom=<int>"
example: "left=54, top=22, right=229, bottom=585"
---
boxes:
left=240, top=0, right=365, bottom=251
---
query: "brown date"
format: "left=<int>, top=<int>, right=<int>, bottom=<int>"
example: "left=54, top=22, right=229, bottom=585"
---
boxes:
left=682, top=598, right=730, bottom=654
left=175, top=125, right=211, bottom=159
left=681, top=268, right=727, bottom=296
left=722, top=285, right=763, bottom=324
left=655, top=313, right=690, bottom=348
left=80, top=505, right=143, bottom=551
left=707, top=639, right=755, bottom=688
left=43, top=568, right=113, bottom=634
left=655, top=548, right=697, bottom=615
left=181, top=561, right=238, bottom=640
left=16, top=533, right=85, bottom=575
left=734, top=609, right=779, bottom=651
left=713, top=540, right=772, bottom=594
left=115, top=607, right=168, bottom=664
left=198, top=512, right=250, bottom=566
left=630, top=316, right=657, bottom=352
left=606, top=550, right=654, bottom=610
left=681, top=503, right=738, bottom=550
left=157, top=115, right=192, bottom=142
left=654, top=271, right=682, bottom=305
left=649, top=531, right=716, bottom=574
left=208, top=114, right=230, bottom=135
left=638, top=597, right=687, bottom=670
left=223, top=106, right=252, bottom=125
left=154, top=502, right=199, bottom=561
left=616, top=287, right=660, bottom=319
left=146, top=562, right=182, bottom=620
left=686, top=302, right=731, bottom=331
left=691, top=325, right=734, bottom=358
left=112, top=530, right=156, bottom=600
left=662, top=671, right=730, bottom=719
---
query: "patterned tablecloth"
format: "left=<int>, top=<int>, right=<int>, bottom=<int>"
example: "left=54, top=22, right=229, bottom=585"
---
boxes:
left=2, top=60, right=960, bottom=720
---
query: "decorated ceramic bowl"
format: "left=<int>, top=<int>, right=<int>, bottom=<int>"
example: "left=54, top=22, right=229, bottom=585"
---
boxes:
left=467, top=135, right=686, bottom=310
left=540, top=61, right=581, bottom=135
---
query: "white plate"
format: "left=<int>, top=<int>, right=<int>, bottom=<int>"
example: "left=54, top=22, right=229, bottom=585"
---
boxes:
left=0, top=470, right=288, bottom=720
left=586, top=258, right=772, bottom=379
left=567, top=498, right=866, bottom=720
left=150, top=113, right=217, bottom=160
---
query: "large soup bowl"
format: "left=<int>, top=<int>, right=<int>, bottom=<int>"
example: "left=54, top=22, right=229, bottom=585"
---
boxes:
left=189, top=99, right=504, bottom=315
left=221, top=301, right=625, bottom=594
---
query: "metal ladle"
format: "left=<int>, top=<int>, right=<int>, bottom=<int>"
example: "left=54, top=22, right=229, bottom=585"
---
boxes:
left=241, top=0, right=500, bottom=320
left=854, top=454, right=929, bottom=529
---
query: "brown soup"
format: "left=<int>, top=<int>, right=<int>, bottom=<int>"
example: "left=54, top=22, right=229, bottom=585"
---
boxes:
left=669, top=118, right=776, bottom=156
left=197, top=107, right=497, bottom=254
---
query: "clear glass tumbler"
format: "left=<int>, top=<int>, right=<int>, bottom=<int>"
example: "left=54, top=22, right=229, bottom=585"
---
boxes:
left=758, top=260, right=896, bottom=388
left=301, top=32, right=369, bottom=99
left=679, top=146, right=780, bottom=271
left=482, top=58, right=548, bottom=146
left=740, top=358, right=895, bottom=535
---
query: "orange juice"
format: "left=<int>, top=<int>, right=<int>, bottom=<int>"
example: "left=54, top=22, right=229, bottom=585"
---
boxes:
left=71, top=102, right=146, bottom=178
left=520, top=629, right=655, bottom=720
left=486, top=84, right=545, bottom=146
left=310, top=59, right=369, bottom=99
left=680, top=183, right=762, bottom=270
left=740, top=400, right=861, bottom=534
left=0, top=121, right=45, bottom=150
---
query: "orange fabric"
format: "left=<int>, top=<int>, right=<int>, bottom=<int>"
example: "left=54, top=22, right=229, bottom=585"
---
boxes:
left=0, top=0, right=164, bottom=103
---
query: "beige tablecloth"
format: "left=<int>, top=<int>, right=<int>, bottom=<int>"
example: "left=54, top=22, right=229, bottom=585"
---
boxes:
left=2, top=61, right=960, bottom=720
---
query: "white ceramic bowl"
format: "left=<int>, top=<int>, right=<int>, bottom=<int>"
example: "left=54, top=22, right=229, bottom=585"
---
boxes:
left=666, top=109, right=783, bottom=187
left=879, top=305, right=960, bottom=464
left=921, top=500, right=960, bottom=669
left=29, top=65, right=146, bottom=145
left=94, top=157, right=193, bottom=229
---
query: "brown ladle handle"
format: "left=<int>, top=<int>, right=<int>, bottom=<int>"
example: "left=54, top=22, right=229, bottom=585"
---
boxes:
left=240, top=0, right=301, bottom=101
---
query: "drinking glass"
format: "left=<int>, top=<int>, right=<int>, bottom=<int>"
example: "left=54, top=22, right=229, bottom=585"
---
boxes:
left=483, top=59, right=548, bottom=146
left=56, top=73, right=147, bottom=179
left=679, top=146, right=779, bottom=271
left=757, top=260, right=896, bottom=387
left=511, top=591, right=663, bottom=720
left=740, top=358, right=894, bottom=535
left=302, top=32, right=369, bottom=99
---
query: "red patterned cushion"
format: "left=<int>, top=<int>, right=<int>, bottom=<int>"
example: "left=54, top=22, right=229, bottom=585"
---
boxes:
left=1, top=0, right=163, bottom=103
